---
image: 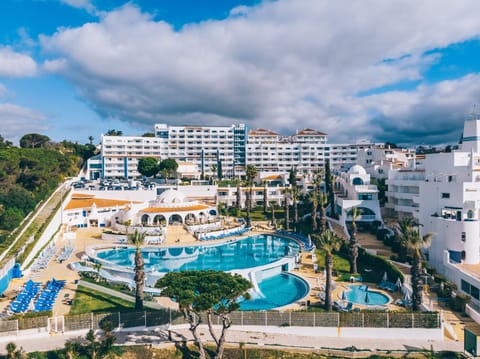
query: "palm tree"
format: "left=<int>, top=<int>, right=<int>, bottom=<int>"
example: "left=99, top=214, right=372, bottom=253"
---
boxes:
left=211, top=164, right=217, bottom=182
left=395, top=219, right=433, bottom=311
left=283, top=188, right=290, bottom=230
left=235, top=180, right=241, bottom=211
left=312, top=229, right=342, bottom=311
left=292, top=186, right=300, bottom=230
left=348, top=207, right=360, bottom=274
left=128, top=229, right=146, bottom=310
left=93, top=262, right=103, bottom=282
left=88, top=135, right=94, bottom=145
left=269, top=201, right=277, bottom=228
left=245, top=165, right=258, bottom=227
left=309, top=191, right=318, bottom=232
left=263, top=180, right=268, bottom=214
left=319, top=192, right=328, bottom=234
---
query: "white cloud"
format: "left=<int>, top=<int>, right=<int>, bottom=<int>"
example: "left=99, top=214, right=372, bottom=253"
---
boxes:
left=40, top=0, right=480, bottom=145
left=60, top=0, right=96, bottom=14
left=0, top=47, right=37, bottom=77
left=0, top=103, right=49, bottom=144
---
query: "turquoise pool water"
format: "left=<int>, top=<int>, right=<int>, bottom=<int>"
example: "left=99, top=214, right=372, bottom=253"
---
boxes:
left=97, top=234, right=300, bottom=272
left=239, top=272, right=309, bottom=310
left=345, top=285, right=389, bottom=306
left=95, top=234, right=308, bottom=310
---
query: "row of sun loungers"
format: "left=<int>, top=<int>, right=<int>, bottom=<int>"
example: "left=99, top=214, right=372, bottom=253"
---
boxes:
left=33, top=279, right=65, bottom=312
left=31, top=245, right=58, bottom=272
left=197, top=226, right=249, bottom=241
left=9, top=279, right=65, bottom=314
left=9, top=280, right=41, bottom=314
left=57, top=246, right=74, bottom=263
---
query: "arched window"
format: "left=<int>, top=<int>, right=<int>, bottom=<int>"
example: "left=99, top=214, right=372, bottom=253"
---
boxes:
left=352, top=177, right=364, bottom=185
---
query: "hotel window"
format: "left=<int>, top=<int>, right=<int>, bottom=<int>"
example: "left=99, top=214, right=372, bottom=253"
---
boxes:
left=441, top=193, right=450, bottom=199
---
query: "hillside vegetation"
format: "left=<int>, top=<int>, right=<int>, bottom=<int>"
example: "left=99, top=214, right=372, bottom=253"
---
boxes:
left=0, top=134, right=96, bottom=242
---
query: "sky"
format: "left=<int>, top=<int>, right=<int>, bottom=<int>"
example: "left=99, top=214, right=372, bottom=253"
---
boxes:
left=2, top=0, right=480, bottom=146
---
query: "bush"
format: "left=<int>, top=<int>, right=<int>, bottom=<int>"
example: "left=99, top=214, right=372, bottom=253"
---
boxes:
left=358, top=247, right=404, bottom=283
left=450, top=293, right=471, bottom=313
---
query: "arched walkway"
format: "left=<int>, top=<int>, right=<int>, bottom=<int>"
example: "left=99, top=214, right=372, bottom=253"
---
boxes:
left=169, top=214, right=183, bottom=225
left=153, top=215, right=166, bottom=226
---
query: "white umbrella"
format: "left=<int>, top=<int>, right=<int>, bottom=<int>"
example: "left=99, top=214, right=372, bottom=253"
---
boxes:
left=382, top=272, right=388, bottom=282
left=396, top=277, right=402, bottom=290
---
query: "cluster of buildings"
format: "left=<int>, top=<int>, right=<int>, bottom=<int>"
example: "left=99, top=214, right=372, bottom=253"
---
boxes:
left=80, top=117, right=480, bottom=317
left=87, top=123, right=379, bottom=180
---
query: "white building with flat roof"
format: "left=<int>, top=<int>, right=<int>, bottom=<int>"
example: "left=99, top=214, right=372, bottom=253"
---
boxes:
left=93, top=123, right=377, bottom=180
left=386, top=117, right=480, bottom=309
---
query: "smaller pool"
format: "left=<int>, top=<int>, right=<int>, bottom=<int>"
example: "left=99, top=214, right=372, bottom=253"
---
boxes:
left=344, top=285, right=389, bottom=306
left=239, top=273, right=309, bottom=310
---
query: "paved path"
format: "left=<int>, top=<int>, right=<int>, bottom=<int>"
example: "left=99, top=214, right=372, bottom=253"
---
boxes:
left=77, top=280, right=165, bottom=310
left=0, top=325, right=464, bottom=355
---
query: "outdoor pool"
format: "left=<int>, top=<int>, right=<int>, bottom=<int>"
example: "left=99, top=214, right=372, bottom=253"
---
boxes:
left=97, top=234, right=300, bottom=272
left=239, top=272, right=310, bottom=310
left=94, top=234, right=308, bottom=310
left=344, top=285, right=389, bottom=306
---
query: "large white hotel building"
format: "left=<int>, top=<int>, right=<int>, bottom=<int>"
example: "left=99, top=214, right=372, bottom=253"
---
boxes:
left=93, top=123, right=377, bottom=179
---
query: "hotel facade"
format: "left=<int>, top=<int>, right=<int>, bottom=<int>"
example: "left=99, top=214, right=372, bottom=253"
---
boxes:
left=92, top=123, right=377, bottom=179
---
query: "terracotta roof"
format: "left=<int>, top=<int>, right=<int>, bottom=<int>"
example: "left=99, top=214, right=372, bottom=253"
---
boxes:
left=249, top=128, right=279, bottom=136
left=140, top=204, right=210, bottom=213
left=65, top=197, right=139, bottom=211
left=263, top=174, right=282, bottom=180
left=295, top=128, right=327, bottom=136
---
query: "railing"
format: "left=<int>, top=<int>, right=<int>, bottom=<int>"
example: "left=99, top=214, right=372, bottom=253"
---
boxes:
left=0, top=310, right=441, bottom=337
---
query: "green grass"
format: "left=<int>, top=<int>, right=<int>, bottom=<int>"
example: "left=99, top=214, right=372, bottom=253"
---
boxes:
left=315, top=249, right=350, bottom=274
left=69, top=285, right=134, bottom=315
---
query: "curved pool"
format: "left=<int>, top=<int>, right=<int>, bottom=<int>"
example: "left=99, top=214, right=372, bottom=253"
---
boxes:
left=344, top=285, right=389, bottom=306
left=96, top=234, right=300, bottom=272
left=94, top=234, right=308, bottom=310
left=239, top=272, right=309, bottom=310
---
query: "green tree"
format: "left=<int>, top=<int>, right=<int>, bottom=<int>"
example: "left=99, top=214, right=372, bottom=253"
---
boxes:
left=292, top=186, right=300, bottom=230
left=348, top=207, right=360, bottom=274
left=159, top=158, right=178, bottom=183
left=156, top=270, right=252, bottom=359
left=395, top=219, right=433, bottom=311
left=289, top=167, right=296, bottom=187
left=85, top=329, right=101, bottom=359
left=211, top=164, right=217, bottom=181
left=235, top=181, right=241, bottom=210
left=64, top=340, right=81, bottom=359
left=325, top=159, right=335, bottom=217
left=142, top=132, right=155, bottom=137
left=128, top=229, right=146, bottom=310
left=283, top=188, right=290, bottom=231
left=6, top=342, right=16, bottom=359
left=137, top=157, right=159, bottom=178
left=245, top=165, right=257, bottom=227
left=313, top=229, right=342, bottom=311
left=1, top=207, right=24, bottom=230
left=105, top=129, right=123, bottom=136
left=319, top=192, right=328, bottom=234
left=88, top=135, right=94, bottom=145
left=19, top=133, right=50, bottom=148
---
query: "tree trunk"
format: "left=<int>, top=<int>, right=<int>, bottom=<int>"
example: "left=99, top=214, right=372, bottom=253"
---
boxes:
left=245, top=191, right=251, bottom=227
left=312, top=202, right=318, bottom=232
left=284, top=194, right=289, bottom=231
left=188, top=310, right=207, bottom=359
left=263, top=184, right=268, bottom=214
left=320, top=207, right=327, bottom=234
left=206, top=311, right=219, bottom=346
left=134, top=248, right=144, bottom=310
left=411, top=250, right=423, bottom=311
left=349, top=235, right=358, bottom=274
left=236, top=183, right=241, bottom=210
left=214, top=315, right=231, bottom=359
left=294, top=197, right=298, bottom=224
left=325, top=253, right=333, bottom=311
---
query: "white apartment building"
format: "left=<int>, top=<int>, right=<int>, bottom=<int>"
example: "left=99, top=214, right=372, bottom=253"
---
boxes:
left=93, top=123, right=377, bottom=180
left=386, top=117, right=480, bottom=308
left=357, top=146, right=417, bottom=179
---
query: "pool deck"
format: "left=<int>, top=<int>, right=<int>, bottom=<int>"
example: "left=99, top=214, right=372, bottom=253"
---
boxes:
left=2, top=221, right=478, bottom=345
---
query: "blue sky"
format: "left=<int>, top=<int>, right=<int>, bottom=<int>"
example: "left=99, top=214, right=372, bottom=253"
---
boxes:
left=1, top=0, right=480, bottom=146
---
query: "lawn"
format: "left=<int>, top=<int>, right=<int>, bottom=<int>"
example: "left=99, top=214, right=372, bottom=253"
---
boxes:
left=314, top=249, right=350, bottom=274
left=69, top=285, right=134, bottom=315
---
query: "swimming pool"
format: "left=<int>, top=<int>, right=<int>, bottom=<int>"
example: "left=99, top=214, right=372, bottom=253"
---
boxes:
left=96, top=234, right=300, bottom=272
left=239, top=272, right=309, bottom=310
left=93, top=234, right=308, bottom=310
left=344, top=285, right=389, bottom=306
